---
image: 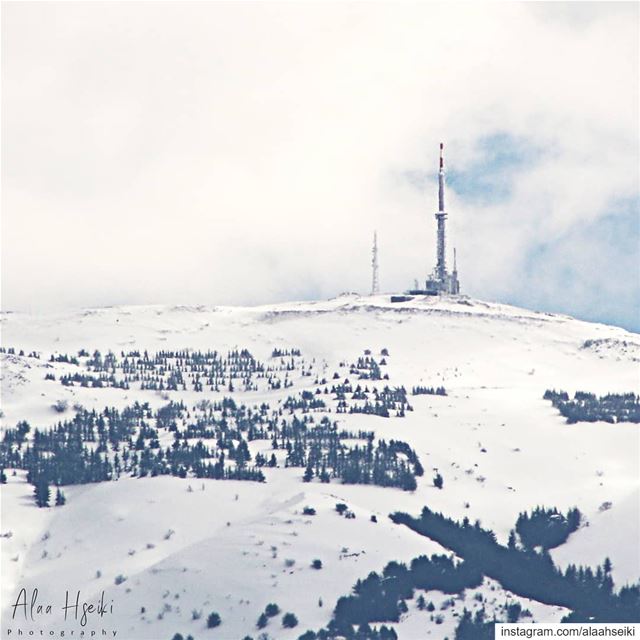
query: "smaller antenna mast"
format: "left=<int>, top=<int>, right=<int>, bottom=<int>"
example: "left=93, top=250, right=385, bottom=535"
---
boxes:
left=371, top=231, right=380, bottom=295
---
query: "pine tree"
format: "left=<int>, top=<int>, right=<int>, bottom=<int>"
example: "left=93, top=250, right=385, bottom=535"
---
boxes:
left=303, top=464, right=314, bottom=483
left=55, top=488, right=66, bottom=506
left=34, top=480, right=51, bottom=508
left=206, top=612, right=221, bottom=628
left=282, top=613, right=298, bottom=628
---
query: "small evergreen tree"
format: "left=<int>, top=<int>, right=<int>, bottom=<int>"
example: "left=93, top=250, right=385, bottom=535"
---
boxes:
left=256, top=613, right=268, bottom=629
left=282, top=612, right=298, bottom=628
left=55, top=488, right=66, bottom=506
left=303, top=464, right=314, bottom=483
left=34, top=480, right=51, bottom=508
left=506, top=602, right=522, bottom=623
left=207, top=612, right=221, bottom=628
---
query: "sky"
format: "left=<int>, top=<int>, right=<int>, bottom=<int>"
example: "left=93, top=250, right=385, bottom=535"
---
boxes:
left=2, top=2, right=639, bottom=331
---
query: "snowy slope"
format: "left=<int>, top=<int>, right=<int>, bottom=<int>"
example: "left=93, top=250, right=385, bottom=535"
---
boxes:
left=1, top=294, right=638, bottom=639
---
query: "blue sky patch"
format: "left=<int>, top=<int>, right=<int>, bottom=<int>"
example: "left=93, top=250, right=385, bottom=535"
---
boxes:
left=447, top=132, right=543, bottom=204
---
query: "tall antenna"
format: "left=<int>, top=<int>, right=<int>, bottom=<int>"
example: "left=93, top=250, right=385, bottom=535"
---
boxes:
left=371, top=231, right=380, bottom=295
left=435, top=142, right=447, bottom=282
left=438, top=142, right=445, bottom=213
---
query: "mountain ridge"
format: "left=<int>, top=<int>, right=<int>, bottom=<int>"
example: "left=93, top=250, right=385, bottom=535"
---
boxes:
left=1, top=294, right=638, bottom=639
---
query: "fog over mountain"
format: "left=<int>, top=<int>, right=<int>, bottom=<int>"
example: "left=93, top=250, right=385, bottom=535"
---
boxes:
left=2, top=2, right=638, bottom=330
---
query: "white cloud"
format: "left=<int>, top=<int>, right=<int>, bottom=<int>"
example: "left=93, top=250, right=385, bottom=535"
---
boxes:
left=2, top=2, right=638, bottom=328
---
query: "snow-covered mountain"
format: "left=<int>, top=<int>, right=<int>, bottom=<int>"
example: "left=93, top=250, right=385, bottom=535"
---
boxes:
left=1, top=294, right=638, bottom=640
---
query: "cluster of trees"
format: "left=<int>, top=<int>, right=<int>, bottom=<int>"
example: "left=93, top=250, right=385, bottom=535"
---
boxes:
left=272, top=348, right=301, bottom=357
left=49, top=353, right=79, bottom=365
left=256, top=602, right=281, bottom=629
left=0, top=401, right=267, bottom=507
left=331, top=384, right=413, bottom=418
left=544, top=389, right=640, bottom=424
left=514, top=506, right=581, bottom=550
left=453, top=601, right=530, bottom=638
left=2, top=378, right=424, bottom=505
left=349, top=356, right=385, bottom=381
left=391, top=507, right=640, bottom=622
left=333, top=555, right=481, bottom=630
left=411, top=385, right=447, bottom=396
left=5, top=342, right=427, bottom=507
left=192, top=456, right=265, bottom=483
left=59, top=372, right=129, bottom=389
left=298, top=625, right=398, bottom=640
left=2, top=422, right=70, bottom=508
left=155, top=399, right=418, bottom=490
left=301, top=553, right=479, bottom=639
left=453, top=608, right=495, bottom=640
left=2, top=420, right=30, bottom=449
left=51, top=347, right=311, bottom=394
left=306, top=500, right=637, bottom=639
left=298, top=350, right=408, bottom=425
left=40, top=342, right=422, bottom=430
left=271, top=417, right=422, bottom=491
left=0, top=347, right=40, bottom=358
left=255, top=604, right=298, bottom=630
left=34, top=481, right=66, bottom=507
left=283, top=390, right=326, bottom=412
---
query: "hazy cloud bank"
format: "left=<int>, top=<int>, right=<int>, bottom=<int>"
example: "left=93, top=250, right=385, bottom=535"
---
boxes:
left=2, top=2, right=638, bottom=330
